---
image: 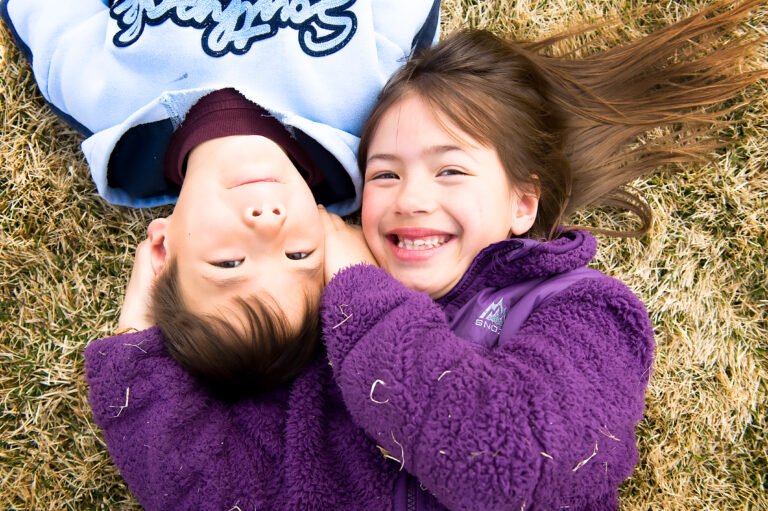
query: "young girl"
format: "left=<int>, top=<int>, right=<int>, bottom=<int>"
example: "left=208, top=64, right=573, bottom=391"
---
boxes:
left=84, top=2, right=765, bottom=509
left=319, top=1, right=766, bottom=509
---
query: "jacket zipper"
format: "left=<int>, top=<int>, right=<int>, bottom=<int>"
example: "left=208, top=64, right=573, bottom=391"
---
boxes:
left=407, top=475, right=417, bottom=511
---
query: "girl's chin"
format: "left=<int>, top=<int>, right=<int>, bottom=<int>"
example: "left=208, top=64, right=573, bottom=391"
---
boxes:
left=388, top=269, right=453, bottom=298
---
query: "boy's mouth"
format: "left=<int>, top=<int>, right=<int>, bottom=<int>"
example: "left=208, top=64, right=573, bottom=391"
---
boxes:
left=232, top=177, right=280, bottom=188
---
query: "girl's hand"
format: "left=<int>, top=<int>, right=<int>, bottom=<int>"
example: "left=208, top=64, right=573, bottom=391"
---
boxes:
left=117, top=239, right=156, bottom=333
left=319, top=206, right=377, bottom=284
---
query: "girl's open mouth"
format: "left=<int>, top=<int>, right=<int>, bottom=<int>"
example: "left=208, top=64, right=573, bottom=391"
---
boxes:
left=388, top=234, right=451, bottom=250
left=386, top=233, right=454, bottom=262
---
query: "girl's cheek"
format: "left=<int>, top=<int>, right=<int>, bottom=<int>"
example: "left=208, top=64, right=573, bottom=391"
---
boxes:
left=361, top=194, right=382, bottom=237
left=362, top=187, right=386, bottom=219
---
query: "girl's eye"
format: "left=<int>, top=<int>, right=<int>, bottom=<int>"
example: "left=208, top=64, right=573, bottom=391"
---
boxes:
left=286, top=251, right=312, bottom=261
left=438, top=168, right=466, bottom=177
left=212, top=259, right=243, bottom=268
left=368, top=171, right=399, bottom=181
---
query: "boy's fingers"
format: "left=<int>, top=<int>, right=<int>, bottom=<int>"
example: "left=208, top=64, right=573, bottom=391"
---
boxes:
left=132, top=240, right=155, bottom=271
left=318, top=208, right=333, bottom=229
left=135, top=239, right=152, bottom=257
left=318, top=205, right=344, bottom=230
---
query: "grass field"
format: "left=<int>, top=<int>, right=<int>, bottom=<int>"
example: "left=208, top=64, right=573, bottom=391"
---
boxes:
left=1, top=1, right=766, bottom=509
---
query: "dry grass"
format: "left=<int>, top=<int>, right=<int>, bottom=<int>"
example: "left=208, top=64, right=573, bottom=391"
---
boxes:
left=1, top=1, right=766, bottom=509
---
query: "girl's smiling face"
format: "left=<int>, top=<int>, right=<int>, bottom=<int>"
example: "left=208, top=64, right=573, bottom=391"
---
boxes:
left=361, top=93, right=539, bottom=298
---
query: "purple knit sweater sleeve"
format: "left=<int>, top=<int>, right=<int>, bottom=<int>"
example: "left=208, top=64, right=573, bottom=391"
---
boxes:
left=321, top=265, right=655, bottom=511
left=84, top=328, right=286, bottom=510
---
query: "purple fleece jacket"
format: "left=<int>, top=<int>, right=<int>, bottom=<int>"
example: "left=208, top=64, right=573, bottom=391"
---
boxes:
left=84, top=231, right=653, bottom=510
left=320, top=230, right=655, bottom=511
left=85, top=333, right=398, bottom=510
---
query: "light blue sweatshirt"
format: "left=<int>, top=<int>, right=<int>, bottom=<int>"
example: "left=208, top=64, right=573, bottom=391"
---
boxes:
left=2, top=0, right=440, bottom=212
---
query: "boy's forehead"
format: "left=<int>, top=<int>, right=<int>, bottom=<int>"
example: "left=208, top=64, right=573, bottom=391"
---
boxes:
left=177, top=259, right=323, bottom=316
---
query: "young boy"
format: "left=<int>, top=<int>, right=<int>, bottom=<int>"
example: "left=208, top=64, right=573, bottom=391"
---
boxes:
left=139, top=87, right=342, bottom=390
left=2, top=0, right=441, bottom=390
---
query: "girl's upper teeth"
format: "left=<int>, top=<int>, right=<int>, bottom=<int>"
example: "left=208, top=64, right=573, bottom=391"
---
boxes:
left=397, top=235, right=449, bottom=250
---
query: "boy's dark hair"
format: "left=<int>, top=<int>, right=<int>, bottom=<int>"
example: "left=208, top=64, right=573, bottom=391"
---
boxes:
left=151, top=258, right=320, bottom=398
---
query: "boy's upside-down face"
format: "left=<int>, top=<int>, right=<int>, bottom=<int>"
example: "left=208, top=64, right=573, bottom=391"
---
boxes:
left=148, top=135, right=325, bottom=329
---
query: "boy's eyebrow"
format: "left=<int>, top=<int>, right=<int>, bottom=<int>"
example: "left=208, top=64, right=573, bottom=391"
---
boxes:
left=203, top=274, right=249, bottom=288
left=366, top=144, right=465, bottom=164
left=203, top=264, right=322, bottom=289
left=294, top=263, right=323, bottom=281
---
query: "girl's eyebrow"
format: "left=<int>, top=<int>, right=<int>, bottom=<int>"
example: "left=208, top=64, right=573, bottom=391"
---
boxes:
left=366, top=144, right=465, bottom=164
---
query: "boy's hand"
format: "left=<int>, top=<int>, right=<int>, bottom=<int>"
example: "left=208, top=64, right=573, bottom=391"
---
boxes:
left=319, top=206, right=377, bottom=284
left=117, top=239, right=156, bottom=332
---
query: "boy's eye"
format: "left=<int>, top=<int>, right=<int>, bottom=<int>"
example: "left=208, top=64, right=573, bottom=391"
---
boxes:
left=212, top=259, right=243, bottom=268
left=438, top=168, right=466, bottom=177
left=286, top=251, right=312, bottom=260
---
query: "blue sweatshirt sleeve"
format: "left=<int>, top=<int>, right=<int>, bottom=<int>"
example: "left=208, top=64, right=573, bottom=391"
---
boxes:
left=321, top=265, right=655, bottom=511
left=2, top=0, right=441, bottom=137
left=2, top=0, right=441, bottom=210
left=1, top=0, right=107, bottom=134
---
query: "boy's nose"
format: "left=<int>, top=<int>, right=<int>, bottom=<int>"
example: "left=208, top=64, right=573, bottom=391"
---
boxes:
left=243, top=204, right=286, bottom=233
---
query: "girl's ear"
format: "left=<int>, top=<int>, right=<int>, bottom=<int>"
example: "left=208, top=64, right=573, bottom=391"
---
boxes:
left=509, top=189, right=539, bottom=236
left=147, top=218, right=171, bottom=275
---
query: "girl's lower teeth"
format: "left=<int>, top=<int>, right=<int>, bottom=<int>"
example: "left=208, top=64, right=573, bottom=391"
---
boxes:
left=397, top=239, right=445, bottom=250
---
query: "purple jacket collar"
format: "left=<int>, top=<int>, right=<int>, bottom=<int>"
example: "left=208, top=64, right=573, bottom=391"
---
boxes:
left=435, top=231, right=600, bottom=350
left=437, top=230, right=598, bottom=310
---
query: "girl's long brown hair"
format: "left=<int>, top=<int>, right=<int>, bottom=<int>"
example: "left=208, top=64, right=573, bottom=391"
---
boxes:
left=359, top=0, right=766, bottom=238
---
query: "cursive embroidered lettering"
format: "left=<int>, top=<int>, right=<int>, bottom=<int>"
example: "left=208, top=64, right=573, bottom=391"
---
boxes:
left=111, top=0, right=358, bottom=57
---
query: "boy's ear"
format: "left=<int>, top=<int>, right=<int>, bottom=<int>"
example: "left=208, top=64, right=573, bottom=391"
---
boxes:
left=147, top=218, right=171, bottom=275
left=509, top=189, right=539, bottom=236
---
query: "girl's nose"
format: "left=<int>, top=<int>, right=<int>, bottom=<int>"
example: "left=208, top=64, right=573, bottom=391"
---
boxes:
left=243, top=204, right=287, bottom=234
left=394, top=179, right=436, bottom=215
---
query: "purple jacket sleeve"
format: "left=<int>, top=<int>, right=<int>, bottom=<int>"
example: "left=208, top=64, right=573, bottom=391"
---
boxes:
left=84, top=328, right=287, bottom=511
left=321, top=265, right=655, bottom=511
